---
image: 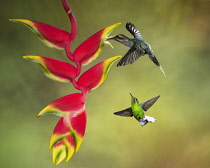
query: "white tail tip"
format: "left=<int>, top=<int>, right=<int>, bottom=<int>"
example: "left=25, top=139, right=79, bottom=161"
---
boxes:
left=139, top=116, right=156, bottom=126
left=144, top=116, right=156, bottom=123
left=159, top=65, right=166, bottom=77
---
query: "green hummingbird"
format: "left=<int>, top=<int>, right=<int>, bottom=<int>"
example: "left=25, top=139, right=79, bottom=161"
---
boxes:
left=114, top=94, right=160, bottom=126
left=108, top=23, right=166, bottom=77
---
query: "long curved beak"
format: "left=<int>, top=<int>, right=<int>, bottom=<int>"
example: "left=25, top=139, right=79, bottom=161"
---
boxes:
left=106, top=35, right=116, bottom=40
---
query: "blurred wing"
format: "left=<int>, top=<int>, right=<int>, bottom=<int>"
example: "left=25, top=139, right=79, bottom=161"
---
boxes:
left=141, top=95, right=160, bottom=111
left=126, top=23, right=143, bottom=40
left=113, top=108, right=133, bottom=117
left=117, top=45, right=145, bottom=66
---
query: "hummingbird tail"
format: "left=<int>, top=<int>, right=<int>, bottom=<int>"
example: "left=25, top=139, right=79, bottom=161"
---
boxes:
left=139, top=116, right=156, bottom=126
left=144, top=116, right=156, bottom=123
left=148, top=54, right=166, bottom=77
left=159, top=65, right=166, bottom=77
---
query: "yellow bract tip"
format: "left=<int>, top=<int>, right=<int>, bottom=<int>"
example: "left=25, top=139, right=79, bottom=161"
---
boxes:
left=102, top=22, right=121, bottom=38
left=9, top=19, right=33, bottom=25
left=9, top=19, right=20, bottom=22
left=52, top=145, right=66, bottom=165
left=22, top=55, right=42, bottom=62
left=104, top=41, right=114, bottom=48
left=22, top=55, right=33, bottom=60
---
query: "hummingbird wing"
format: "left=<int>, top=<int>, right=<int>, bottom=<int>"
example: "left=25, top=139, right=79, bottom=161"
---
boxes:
left=113, top=108, right=133, bottom=117
left=126, top=23, right=143, bottom=40
left=117, top=45, right=145, bottom=66
left=141, top=95, right=160, bottom=111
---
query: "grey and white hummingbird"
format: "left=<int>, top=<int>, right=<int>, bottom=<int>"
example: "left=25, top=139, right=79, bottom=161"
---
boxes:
left=108, top=23, right=166, bottom=77
left=114, top=94, right=160, bottom=126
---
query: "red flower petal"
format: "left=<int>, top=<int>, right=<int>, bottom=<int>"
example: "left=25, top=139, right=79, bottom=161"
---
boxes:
left=23, top=55, right=77, bottom=82
left=50, top=109, right=87, bottom=164
left=37, top=93, right=86, bottom=117
left=51, top=117, right=75, bottom=165
left=73, top=23, right=121, bottom=66
left=68, top=109, right=87, bottom=152
left=9, top=19, right=71, bottom=50
left=77, top=56, right=121, bottom=93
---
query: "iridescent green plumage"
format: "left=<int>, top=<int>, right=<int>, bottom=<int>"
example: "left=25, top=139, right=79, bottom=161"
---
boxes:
left=114, top=94, right=160, bottom=126
left=130, top=93, right=144, bottom=119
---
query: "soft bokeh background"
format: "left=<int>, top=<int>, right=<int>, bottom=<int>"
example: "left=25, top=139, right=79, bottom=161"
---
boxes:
left=2, top=0, right=210, bottom=167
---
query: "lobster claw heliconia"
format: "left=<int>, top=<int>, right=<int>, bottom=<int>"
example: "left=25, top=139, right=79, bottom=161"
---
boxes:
left=37, top=93, right=87, bottom=164
left=10, top=0, right=122, bottom=165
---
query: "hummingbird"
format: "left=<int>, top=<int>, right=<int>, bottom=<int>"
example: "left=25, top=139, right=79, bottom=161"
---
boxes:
left=114, top=94, right=160, bottom=126
left=107, top=23, right=166, bottom=77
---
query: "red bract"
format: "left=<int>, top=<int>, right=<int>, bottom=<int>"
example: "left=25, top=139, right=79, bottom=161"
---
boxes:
left=23, top=56, right=77, bottom=83
left=10, top=19, right=72, bottom=50
left=38, top=93, right=86, bottom=117
left=77, top=56, right=121, bottom=93
left=38, top=93, right=87, bottom=164
left=50, top=110, right=87, bottom=165
left=51, top=117, right=75, bottom=165
left=12, top=0, right=121, bottom=165
left=73, top=23, right=121, bottom=66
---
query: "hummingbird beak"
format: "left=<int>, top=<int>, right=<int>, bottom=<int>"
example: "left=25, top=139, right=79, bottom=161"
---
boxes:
left=129, top=93, right=134, bottom=98
left=106, top=35, right=116, bottom=40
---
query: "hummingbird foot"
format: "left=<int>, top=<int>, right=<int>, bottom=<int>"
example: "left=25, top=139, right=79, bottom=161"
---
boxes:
left=139, top=116, right=156, bottom=126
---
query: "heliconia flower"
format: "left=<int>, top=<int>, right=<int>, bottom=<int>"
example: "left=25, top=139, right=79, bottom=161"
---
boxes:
left=23, top=55, right=77, bottom=83
left=37, top=93, right=86, bottom=117
left=51, top=118, right=75, bottom=165
left=50, top=110, right=87, bottom=165
left=73, top=23, right=121, bottom=66
left=77, top=56, right=122, bottom=93
left=12, top=0, right=123, bottom=165
left=38, top=93, right=87, bottom=165
left=9, top=19, right=72, bottom=50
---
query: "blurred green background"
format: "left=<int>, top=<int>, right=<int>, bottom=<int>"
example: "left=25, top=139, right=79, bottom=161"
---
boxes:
left=2, top=0, right=210, bottom=167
